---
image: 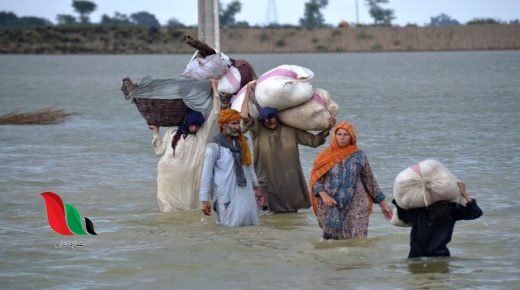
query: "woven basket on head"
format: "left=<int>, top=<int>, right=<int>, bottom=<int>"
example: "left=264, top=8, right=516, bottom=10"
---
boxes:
left=132, top=97, right=188, bottom=127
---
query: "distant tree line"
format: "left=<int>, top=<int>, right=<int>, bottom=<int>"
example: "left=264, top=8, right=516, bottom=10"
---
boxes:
left=0, top=11, right=51, bottom=27
left=1, top=0, right=518, bottom=29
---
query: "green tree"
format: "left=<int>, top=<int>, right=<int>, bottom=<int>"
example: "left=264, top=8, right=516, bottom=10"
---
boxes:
left=219, top=0, right=242, bottom=27
left=130, top=11, right=160, bottom=27
left=234, top=20, right=250, bottom=27
left=0, top=12, right=50, bottom=27
left=16, top=16, right=51, bottom=27
left=429, top=13, right=459, bottom=27
left=467, top=18, right=501, bottom=25
left=299, top=0, right=329, bottom=29
left=166, top=17, right=186, bottom=28
left=100, top=12, right=132, bottom=25
left=365, top=0, right=394, bottom=26
left=0, top=11, right=18, bottom=27
left=72, top=0, right=97, bottom=24
left=56, top=14, right=77, bottom=25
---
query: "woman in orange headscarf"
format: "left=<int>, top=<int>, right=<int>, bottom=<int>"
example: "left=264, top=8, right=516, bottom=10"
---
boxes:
left=310, top=121, right=392, bottom=240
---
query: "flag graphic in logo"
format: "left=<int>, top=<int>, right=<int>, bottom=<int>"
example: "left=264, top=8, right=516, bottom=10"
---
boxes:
left=41, top=191, right=97, bottom=235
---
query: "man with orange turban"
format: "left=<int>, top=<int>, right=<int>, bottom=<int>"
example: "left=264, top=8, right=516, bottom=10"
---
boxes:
left=199, top=109, right=265, bottom=227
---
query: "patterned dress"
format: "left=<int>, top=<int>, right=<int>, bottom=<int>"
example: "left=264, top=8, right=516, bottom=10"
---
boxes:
left=313, top=150, right=386, bottom=240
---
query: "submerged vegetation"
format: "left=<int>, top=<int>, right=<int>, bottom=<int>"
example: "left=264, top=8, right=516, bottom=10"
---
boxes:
left=0, top=107, right=76, bottom=125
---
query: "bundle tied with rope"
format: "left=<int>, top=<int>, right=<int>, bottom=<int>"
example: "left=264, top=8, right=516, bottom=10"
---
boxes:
left=182, top=35, right=258, bottom=96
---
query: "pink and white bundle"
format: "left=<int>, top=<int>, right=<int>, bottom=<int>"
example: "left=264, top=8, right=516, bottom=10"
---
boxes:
left=393, top=159, right=465, bottom=210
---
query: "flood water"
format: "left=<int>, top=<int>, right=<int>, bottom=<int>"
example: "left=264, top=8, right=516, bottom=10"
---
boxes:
left=0, top=51, right=519, bottom=289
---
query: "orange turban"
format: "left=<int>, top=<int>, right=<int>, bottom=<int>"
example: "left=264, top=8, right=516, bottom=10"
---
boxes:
left=218, top=109, right=241, bottom=127
left=309, top=121, right=373, bottom=215
left=217, top=109, right=252, bottom=166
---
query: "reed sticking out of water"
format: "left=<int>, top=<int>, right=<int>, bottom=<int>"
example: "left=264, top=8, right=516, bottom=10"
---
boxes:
left=0, top=107, right=76, bottom=125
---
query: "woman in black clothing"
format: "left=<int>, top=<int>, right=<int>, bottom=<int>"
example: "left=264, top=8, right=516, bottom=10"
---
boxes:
left=393, top=181, right=483, bottom=258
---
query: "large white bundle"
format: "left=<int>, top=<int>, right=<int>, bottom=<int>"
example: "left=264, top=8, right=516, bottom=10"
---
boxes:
left=253, top=65, right=314, bottom=110
left=182, top=52, right=231, bottom=80
left=278, top=88, right=339, bottom=131
left=217, top=66, right=241, bottom=94
left=393, top=159, right=464, bottom=210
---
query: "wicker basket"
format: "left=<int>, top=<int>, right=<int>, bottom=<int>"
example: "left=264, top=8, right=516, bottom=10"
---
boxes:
left=132, top=97, right=188, bottom=127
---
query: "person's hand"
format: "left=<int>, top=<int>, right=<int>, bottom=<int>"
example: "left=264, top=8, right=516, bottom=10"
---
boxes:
left=210, top=79, right=218, bottom=90
left=245, top=81, right=256, bottom=96
left=327, top=116, right=336, bottom=130
left=148, top=124, right=159, bottom=134
left=318, top=191, right=337, bottom=207
left=457, top=181, right=471, bottom=203
left=210, top=79, right=220, bottom=98
left=241, top=82, right=255, bottom=120
left=379, top=201, right=393, bottom=221
left=254, top=186, right=265, bottom=208
left=201, top=201, right=212, bottom=216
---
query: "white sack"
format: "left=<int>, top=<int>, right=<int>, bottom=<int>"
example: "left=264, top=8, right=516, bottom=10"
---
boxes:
left=182, top=52, right=231, bottom=80
left=393, top=159, right=465, bottom=210
left=253, top=65, right=314, bottom=111
left=218, top=66, right=242, bottom=94
left=278, top=88, right=339, bottom=131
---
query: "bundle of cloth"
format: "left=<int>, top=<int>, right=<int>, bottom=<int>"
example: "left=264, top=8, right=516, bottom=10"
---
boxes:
left=230, top=64, right=339, bottom=131
left=181, top=36, right=257, bottom=96
left=217, top=59, right=257, bottom=95
left=181, top=51, right=232, bottom=81
left=390, top=159, right=466, bottom=227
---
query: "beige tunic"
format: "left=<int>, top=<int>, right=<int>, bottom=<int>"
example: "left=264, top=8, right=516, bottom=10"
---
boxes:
left=152, top=96, right=219, bottom=212
left=245, top=119, right=328, bottom=212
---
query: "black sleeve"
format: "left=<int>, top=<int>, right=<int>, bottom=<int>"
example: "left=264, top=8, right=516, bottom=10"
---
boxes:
left=393, top=199, right=411, bottom=224
left=454, top=199, right=483, bottom=221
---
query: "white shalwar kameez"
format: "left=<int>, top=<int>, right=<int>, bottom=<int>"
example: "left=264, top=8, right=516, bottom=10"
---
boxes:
left=199, top=142, right=260, bottom=227
left=152, top=97, right=218, bottom=212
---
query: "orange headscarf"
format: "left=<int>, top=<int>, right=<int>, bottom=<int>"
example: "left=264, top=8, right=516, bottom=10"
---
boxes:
left=309, top=121, right=373, bottom=215
left=218, top=109, right=252, bottom=165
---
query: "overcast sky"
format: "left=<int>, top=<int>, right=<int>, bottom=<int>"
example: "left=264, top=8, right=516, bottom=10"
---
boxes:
left=1, top=0, right=519, bottom=26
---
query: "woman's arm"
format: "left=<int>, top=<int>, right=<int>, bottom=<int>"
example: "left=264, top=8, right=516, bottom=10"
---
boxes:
left=210, top=79, right=218, bottom=96
left=149, top=125, right=170, bottom=155
left=359, top=153, right=392, bottom=220
left=360, top=152, right=386, bottom=203
left=313, top=176, right=337, bottom=207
